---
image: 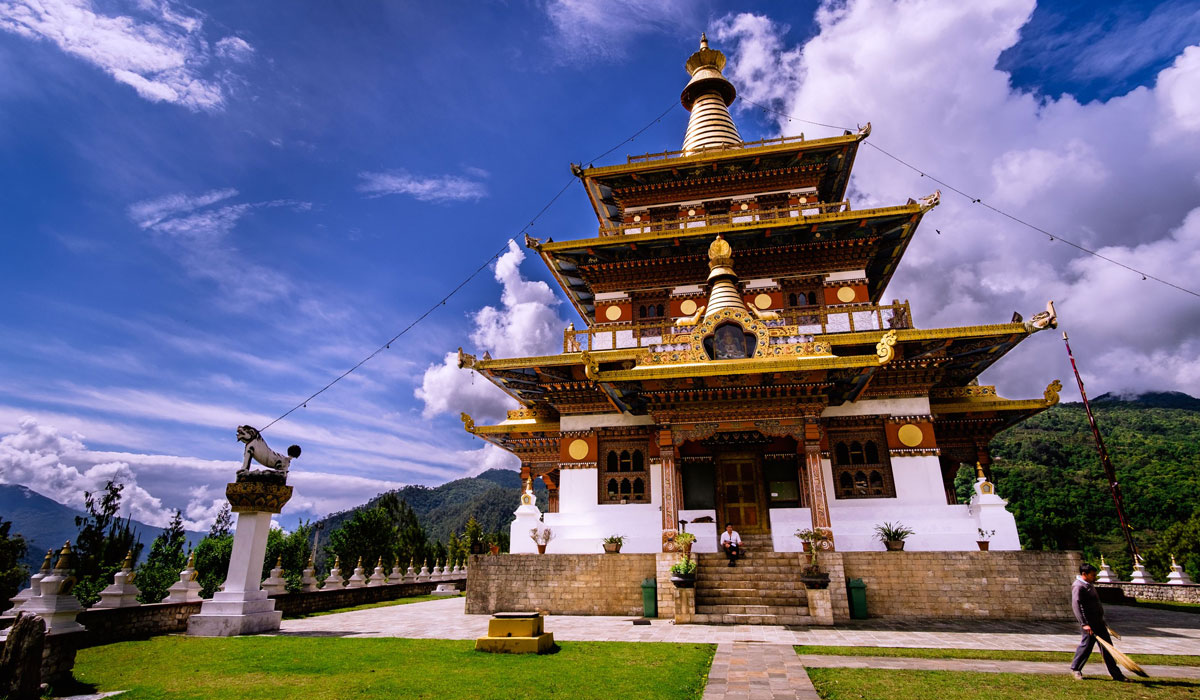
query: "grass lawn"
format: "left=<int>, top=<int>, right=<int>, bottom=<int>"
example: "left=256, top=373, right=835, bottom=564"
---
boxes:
left=74, top=637, right=715, bottom=700
left=807, top=669, right=1200, bottom=699
left=796, top=645, right=1200, bottom=667
left=283, top=593, right=458, bottom=619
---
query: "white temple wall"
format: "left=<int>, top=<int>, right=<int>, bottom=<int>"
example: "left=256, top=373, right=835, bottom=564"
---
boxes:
left=821, top=397, right=930, bottom=417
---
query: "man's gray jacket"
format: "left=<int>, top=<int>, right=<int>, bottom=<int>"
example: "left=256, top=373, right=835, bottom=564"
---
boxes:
left=1071, top=577, right=1105, bottom=628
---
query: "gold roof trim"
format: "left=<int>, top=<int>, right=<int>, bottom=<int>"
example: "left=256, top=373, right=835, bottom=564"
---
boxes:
left=930, top=380, right=1062, bottom=415
left=539, top=201, right=925, bottom=253
left=590, top=351, right=881, bottom=382
left=584, top=132, right=865, bottom=178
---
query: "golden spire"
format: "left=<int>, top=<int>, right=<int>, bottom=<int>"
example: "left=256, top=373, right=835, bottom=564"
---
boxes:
left=681, top=34, right=742, bottom=154
left=703, top=235, right=749, bottom=320
left=39, top=548, right=54, bottom=573
left=975, top=461, right=986, bottom=480
left=121, top=550, right=135, bottom=571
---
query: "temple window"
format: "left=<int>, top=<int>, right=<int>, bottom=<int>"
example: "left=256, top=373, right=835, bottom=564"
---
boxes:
left=830, top=427, right=895, bottom=499
left=704, top=322, right=756, bottom=360
left=598, top=437, right=652, bottom=504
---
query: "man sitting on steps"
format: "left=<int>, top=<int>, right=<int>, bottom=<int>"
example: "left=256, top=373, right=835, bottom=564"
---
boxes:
left=720, top=524, right=742, bottom=567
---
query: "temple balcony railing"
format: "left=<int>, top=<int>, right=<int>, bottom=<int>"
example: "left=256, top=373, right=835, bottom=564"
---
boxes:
left=625, top=133, right=810, bottom=164
left=600, top=201, right=851, bottom=238
left=563, top=301, right=913, bottom=352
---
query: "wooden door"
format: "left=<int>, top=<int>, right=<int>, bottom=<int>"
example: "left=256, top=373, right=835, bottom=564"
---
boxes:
left=718, top=454, right=764, bottom=533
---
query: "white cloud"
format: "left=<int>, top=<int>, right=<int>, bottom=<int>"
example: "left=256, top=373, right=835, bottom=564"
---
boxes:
left=127, top=188, right=309, bottom=303
left=214, top=35, right=253, bottom=63
left=0, top=0, right=252, bottom=111
left=542, top=0, right=695, bottom=60
left=357, top=170, right=488, bottom=203
left=714, top=0, right=1200, bottom=399
left=458, top=443, right=519, bottom=477
left=416, top=240, right=564, bottom=420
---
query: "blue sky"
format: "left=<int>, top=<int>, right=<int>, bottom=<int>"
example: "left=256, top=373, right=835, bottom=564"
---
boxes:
left=2, top=0, right=1198, bottom=532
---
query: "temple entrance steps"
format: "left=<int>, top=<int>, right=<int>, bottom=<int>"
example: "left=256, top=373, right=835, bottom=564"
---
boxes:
left=692, top=550, right=814, bottom=625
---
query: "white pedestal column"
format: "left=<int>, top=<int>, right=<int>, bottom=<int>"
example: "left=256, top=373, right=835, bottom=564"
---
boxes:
left=188, top=478, right=291, bottom=637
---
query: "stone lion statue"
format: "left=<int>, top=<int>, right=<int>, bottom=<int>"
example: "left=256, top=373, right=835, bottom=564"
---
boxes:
left=236, top=425, right=300, bottom=477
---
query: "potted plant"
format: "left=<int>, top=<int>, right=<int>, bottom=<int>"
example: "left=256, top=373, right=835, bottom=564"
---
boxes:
left=976, top=528, right=995, bottom=551
left=602, top=534, right=625, bottom=554
left=669, top=556, right=697, bottom=588
left=795, top=528, right=831, bottom=589
left=530, top=526, right=553, bottom=554
left=875, top=522, right=914, bottom=551
left=674, top=531, right=696, bottom=555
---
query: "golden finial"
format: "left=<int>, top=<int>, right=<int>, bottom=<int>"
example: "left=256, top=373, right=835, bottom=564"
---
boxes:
left=39, top=548, right=54, bottom=573
left=700, top=33, right=708, bottom=50
left=186, top=550, right=196, bottom=568
left=1172, top=554, right=1179, bottom=568
left=122, top=550, right=135, bottom=570
left=975, top=462, right=986, bottom=480
left=376, top=556, right=383, bottom=567
left=307, top=553, right=315, bottom=567
left=1100, top=554, right=1107, bottom=566
left=707, top=234, right=735, bottom=280
left=356, top=556, right=363, bottom=568
left=53, top=541, right=74, bottom=571
left=333, top=556, right=341, bottom=569
left=275, top=556, right=283, bottom=568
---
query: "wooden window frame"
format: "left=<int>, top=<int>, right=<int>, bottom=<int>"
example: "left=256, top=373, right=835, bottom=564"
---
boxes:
left=598, top=437, right=652, bottom=505
left=829, top=426, right=896, bottom=499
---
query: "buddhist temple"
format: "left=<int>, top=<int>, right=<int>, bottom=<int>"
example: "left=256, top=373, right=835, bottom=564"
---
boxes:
left=457, top=36, right=1060, bottom=555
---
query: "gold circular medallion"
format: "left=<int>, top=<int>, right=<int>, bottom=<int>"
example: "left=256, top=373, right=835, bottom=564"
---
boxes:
left=754, top=293, right=772, bottom=309
left=897, top=423, right=924, bottom=448
left=604, top=305, right=622, bottom=321
left=633, top=214, right=641, bottom=222
left=740, top=202, right=749, bottom=211
left=567, top=439, right=590, bottom=460
left=836, top=286, right=857, bottom=303
left=687, top=208, right=696, bottom=216
left=679, top=299, right=697, bottom=315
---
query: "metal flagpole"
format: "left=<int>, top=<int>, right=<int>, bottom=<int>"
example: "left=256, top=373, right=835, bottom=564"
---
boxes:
left=1062, top=332, right=1139, bottom=560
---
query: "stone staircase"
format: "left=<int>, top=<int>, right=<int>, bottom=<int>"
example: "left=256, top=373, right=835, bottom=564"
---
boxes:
left=693, top=533, right=814, bottom=625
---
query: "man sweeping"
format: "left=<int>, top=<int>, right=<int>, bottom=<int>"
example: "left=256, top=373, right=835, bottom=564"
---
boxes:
left=1070, top=563, right=1128, bottom=681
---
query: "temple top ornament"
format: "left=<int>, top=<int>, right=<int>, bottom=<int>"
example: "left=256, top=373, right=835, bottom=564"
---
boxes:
left=681, top=34, right=742, bottom=154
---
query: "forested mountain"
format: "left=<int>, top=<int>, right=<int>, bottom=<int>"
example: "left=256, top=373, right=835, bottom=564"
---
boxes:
left=0, top=484, right=205, bottom=571
left=310, top=468, right=547, bottom=557
left=991, top=393, right=1200, bottom=580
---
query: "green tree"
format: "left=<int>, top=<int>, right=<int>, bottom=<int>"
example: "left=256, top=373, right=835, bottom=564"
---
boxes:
left=952, top=463, right=975, bottom=504
left=73, top=481, right=144, bottom=606
left=209, top=503, right=233, bottom=537
left=135, top=510, right=188, bottom=603
left=0, top=519, right=30, bottom=613
left=326, top=506, right=398, bottom=579
left=381, top=494, right=427, bottom=568
left=193, top=534, right=233, bottom=598
left=464, top=516, right=484, bottom=554
left=1143, top=509, right=1200, bottom=583
left=264, top=522, right=314, bottom=592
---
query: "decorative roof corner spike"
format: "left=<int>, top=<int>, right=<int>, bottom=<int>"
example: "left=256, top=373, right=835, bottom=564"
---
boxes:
left=523, top=232, right=543, bottom=251
left=1044, top=379, right=1062, bottom=406
left=681, top=35, right=742, bottom=154
left=460, top=412, right=476, bottom=434
left=1022, top=301, right=1057, bottom=333
left=876, top=329, right=897, bottom=365
left=457, top=347, right=476, bottom=369
left=918, top=190, right=941, bottom=209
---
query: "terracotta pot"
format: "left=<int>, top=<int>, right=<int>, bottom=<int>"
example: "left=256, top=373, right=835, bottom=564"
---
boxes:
left=802, top=542, right=812, bottom=553
left=884, top=540, right=906, bottom=551
left=976, top=541, right=990, bottom=551
left=536, top=544, right=547, bottom=554
left=603, top=542, right=621, bottom=554
left=489, top=544, right=501, bottom=555
left=680, top=541, right=693, bottom=555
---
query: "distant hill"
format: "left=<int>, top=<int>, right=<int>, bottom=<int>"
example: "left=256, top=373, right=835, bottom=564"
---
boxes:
left=1090, top=391, right=1200, bottom=411
left=312, top=468, right=544, bottom=562
left=990, top=391, right=1200, bottom=574
left=0, top=484, right=205, bottom=572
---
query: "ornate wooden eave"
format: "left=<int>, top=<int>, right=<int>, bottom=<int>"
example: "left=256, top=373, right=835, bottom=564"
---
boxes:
left=930, top=381, right=1062, bottom=442
left=533, top=201, right=930, bottom=324
left=578, top=132, right=867, bottom=225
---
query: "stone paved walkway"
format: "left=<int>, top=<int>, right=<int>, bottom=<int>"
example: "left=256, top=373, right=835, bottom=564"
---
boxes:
left=704, top=643, right=818, bottom=700
left=279, top=597, right=1200, bottom=656
left=796, top=653, right=1200, bottom=680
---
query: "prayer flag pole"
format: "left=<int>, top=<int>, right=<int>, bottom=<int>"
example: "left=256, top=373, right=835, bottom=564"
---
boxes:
left=1062, top=332, right=1139, bottom=560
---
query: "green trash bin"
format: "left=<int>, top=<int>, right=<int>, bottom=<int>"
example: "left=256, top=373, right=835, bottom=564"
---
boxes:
left=641, top=578, right=657, bottom=618
left=847, top=578, right=867, bottom=619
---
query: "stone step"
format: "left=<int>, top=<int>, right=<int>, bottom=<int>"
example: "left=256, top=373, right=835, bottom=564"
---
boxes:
left=697, top=579, right=803, bottom=590
left=695, top=604, right=810, bottom=616
left=695, top=572, right=803, bottom=581
left=696, top=565, right=800, bottom=574
left=696, top=594, right=805, bottom=606
left=690, top=612, right=814, bottom=626
left=697, top=553, right=797, bottom=561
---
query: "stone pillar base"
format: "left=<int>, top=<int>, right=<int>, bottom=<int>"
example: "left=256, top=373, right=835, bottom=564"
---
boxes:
left=186, top=590, right=281, bottom=637
left=673, top=587, right=695, bottom=624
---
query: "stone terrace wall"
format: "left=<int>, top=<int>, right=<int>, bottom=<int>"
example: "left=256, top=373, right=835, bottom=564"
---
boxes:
left=838, top=550, right=1081, bottom=620
left=1098, top=582, right=1200, bottom=605
left=467, top=554, right=657, bottom=616
left=77, top=601, right=203, bottom=647
left=271, top=579, right=460, bottom=617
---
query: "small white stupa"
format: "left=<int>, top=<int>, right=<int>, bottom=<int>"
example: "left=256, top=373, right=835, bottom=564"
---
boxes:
left=95, top=550, right=142, bottom=608
left=322, top=556, right=345, bottom=590
left=1167, top=555, right=1195, bottom=585
left=261, top=556, right=288, bottom=595
left=1129, top=554, right=1158, bottom=584
left=1096, top=555, right=1116, bottom=583
left=164, top=551, right=203, bottom=603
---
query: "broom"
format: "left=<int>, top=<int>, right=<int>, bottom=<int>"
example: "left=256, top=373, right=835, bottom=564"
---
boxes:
left=1094, top=634, right=1149, bottom=678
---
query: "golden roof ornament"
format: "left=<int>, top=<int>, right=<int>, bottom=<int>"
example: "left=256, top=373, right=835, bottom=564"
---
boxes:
left=681, top=34, right=742, bottom=154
